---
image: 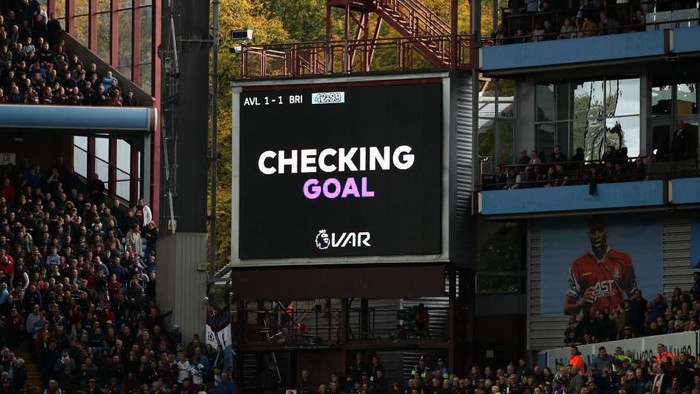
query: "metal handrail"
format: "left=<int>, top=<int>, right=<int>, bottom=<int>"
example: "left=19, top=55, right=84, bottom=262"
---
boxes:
left=240, top=34, right=473, bottom=78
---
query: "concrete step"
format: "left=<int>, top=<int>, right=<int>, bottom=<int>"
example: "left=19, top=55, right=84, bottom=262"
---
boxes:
left=14, top=351, right=43, bottom=389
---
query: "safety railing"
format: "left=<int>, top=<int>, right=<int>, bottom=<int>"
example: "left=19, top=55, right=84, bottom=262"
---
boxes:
left=239, top=34, right=474, bottom=79
left=237, top=306, right=449, bottom=347
left=479, top=157, right=699, bottom=191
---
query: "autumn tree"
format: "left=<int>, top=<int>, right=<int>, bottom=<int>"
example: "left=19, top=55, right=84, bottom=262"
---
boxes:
left=211, top=0, right=511, bottom=270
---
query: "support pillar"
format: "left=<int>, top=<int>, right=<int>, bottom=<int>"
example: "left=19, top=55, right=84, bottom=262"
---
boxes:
left=155, top=233, right=208, bottom=339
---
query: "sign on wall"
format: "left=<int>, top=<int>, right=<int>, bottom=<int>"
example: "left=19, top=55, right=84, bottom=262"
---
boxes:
left=539, top=215, right=663, bottom=316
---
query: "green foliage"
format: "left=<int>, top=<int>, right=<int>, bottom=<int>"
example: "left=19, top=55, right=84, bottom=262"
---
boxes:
left=263, top=0, right=327, bottom=42
left=476, top=223, right=524, bottom=293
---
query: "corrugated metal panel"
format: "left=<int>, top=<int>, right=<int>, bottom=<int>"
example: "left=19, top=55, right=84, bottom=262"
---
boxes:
left=402, top=297, right=450, bottom=340
left=664, top=216, right=693, bottom=295
left=527, top=225, right=569, bottom=351
left=454, top=76, right=474, bottom=225
left=452, top=75, right=476, bottom=269
left=375, top=350, right=404, bottom=384
left=155, top=233, right=208, bottom=339
left=346, top=299, right=401, bottom=341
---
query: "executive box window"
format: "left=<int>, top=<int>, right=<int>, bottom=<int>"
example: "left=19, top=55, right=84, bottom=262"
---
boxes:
left=535, top=77, right=641, bottom=161
left=651, top=74, right=699, bottom=160
left=479, top=79, right=516, bottom=172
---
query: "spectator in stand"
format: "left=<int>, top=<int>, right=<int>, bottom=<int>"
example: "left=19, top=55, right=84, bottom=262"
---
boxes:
left=133, top=198, right=153, bottom=229
left=123, top=89, right=138, bottom=106
left=628, top=157, right=647, bottom=181
left=506, top=167, right=522, bottom=189
left=542, top=20, right=555, bottom=40
left=559, top=16, right=574, bottom=40
left=672, top=120, right=692, bottom=161
left=86, top=173, right=105, bottom=205
left=494, top=165, right=508, bottom=189
left=100, top=70, right=118, bottom=92
left=655, top=344, right=674, bottom=364
left=591, top=346, right=614, bottom=371
left=517, top=149, right=531, bottom=169
left=550, top=145, right=568, bottom=164
left=569, top=346, right=586, bottom=374
left=581, top=16, right=599, bottom=36
left=531, top=22, right=546, bottom=42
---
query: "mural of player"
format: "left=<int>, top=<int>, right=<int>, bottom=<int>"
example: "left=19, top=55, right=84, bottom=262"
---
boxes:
left=564, top=216, right=638, bottom=315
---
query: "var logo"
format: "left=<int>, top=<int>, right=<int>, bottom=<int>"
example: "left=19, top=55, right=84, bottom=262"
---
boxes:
left=315, top=229, right=371, bottom=250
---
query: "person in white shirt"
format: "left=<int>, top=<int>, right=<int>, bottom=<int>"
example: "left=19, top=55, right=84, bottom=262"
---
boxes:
left=176, top=351, right=191, bottom=383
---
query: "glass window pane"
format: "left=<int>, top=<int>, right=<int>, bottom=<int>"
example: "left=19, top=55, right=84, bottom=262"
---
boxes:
left=54, top=0, right=66, bottom=19
left=683, top=121, right=699, bottom=160
left=117, top=65, right=132, bottom=80
left=97, top=0, right=110, bottom=12
left=76, top=0, right=89, bottom=15
left=119, top=0, right=132, bottom=10
left=116, top=168, right=130, bottom=200
left=97, top=12, right=110, bottom=62
left=652, top=123, right=671, bottom=160
left=73, top=147, right=87, bottom=177
left=556, top=121, right=570, bottom=154
left=140, top=7, right=152, bottom=64
left=499, top=95, right=515, bottom=118
left=573, top=119, right=586, bottom=160
left=651, top=77, right=672, bottom=117
left=536, top=84, right=555, bottom=122
left=95, top=137, right=109, bottom=161
left=536, top=123, right=555, bottom=157
left=74, top=135, right=88, bottom=150
left=606, top=78, right=640, bottom=117
left=498, top=79, right=516, bottom=98
left=606, top=116, right=640, bottom=159
left=137, top=151, right=142, bottom=198
left=479, top=121, right=495, bottom=161
left=74, top=15, right=89, bottom=47
left=139, top=63, right=151, bottom=94
left=140, top=0, right=152, bottom=6
left=118, top=10, right=133, bottom=71
left=117, top=139, right=131, bottom=173
left=575, top=80, right=606, bottom=161
left=95, top=157, right=109, bottom=186
left=481, top=79, right=496, bottom=97
left=677, top=82, right=697, bottom=116
left=574, top=80, right=604, bottom=122
left=498, top=121, right=514, bottom=166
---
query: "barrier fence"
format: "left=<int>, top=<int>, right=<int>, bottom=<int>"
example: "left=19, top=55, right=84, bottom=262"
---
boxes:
left=539, top=331, right=699, bottom=368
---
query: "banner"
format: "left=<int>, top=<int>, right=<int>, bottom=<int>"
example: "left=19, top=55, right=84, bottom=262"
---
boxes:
left=206, top=307, right=235, bottom=371
left=543, top=331, right=698, bottom=367
left=539, top=215, right=663, bottom=316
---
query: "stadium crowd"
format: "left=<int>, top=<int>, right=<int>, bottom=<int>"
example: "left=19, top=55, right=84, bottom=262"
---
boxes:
left=294, top=342, right=700, bottom=394
left=489, top=131, right=696, bottom=191
left=489, top=145, right=647, bottom=190
left=492, top=0, right=694, bottom=44
left=0, top=157, right=234, bottom=393
left=0, top=0, right=139, bottom=107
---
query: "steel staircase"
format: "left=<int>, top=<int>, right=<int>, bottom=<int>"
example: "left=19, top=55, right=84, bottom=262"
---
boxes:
left=330, top=0, right=463, bottom=68
left=374, top=0, right=454, bottom=67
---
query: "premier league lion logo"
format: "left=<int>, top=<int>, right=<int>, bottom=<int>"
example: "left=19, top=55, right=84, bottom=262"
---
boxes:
left=315, top=229, right=330, bottom=250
